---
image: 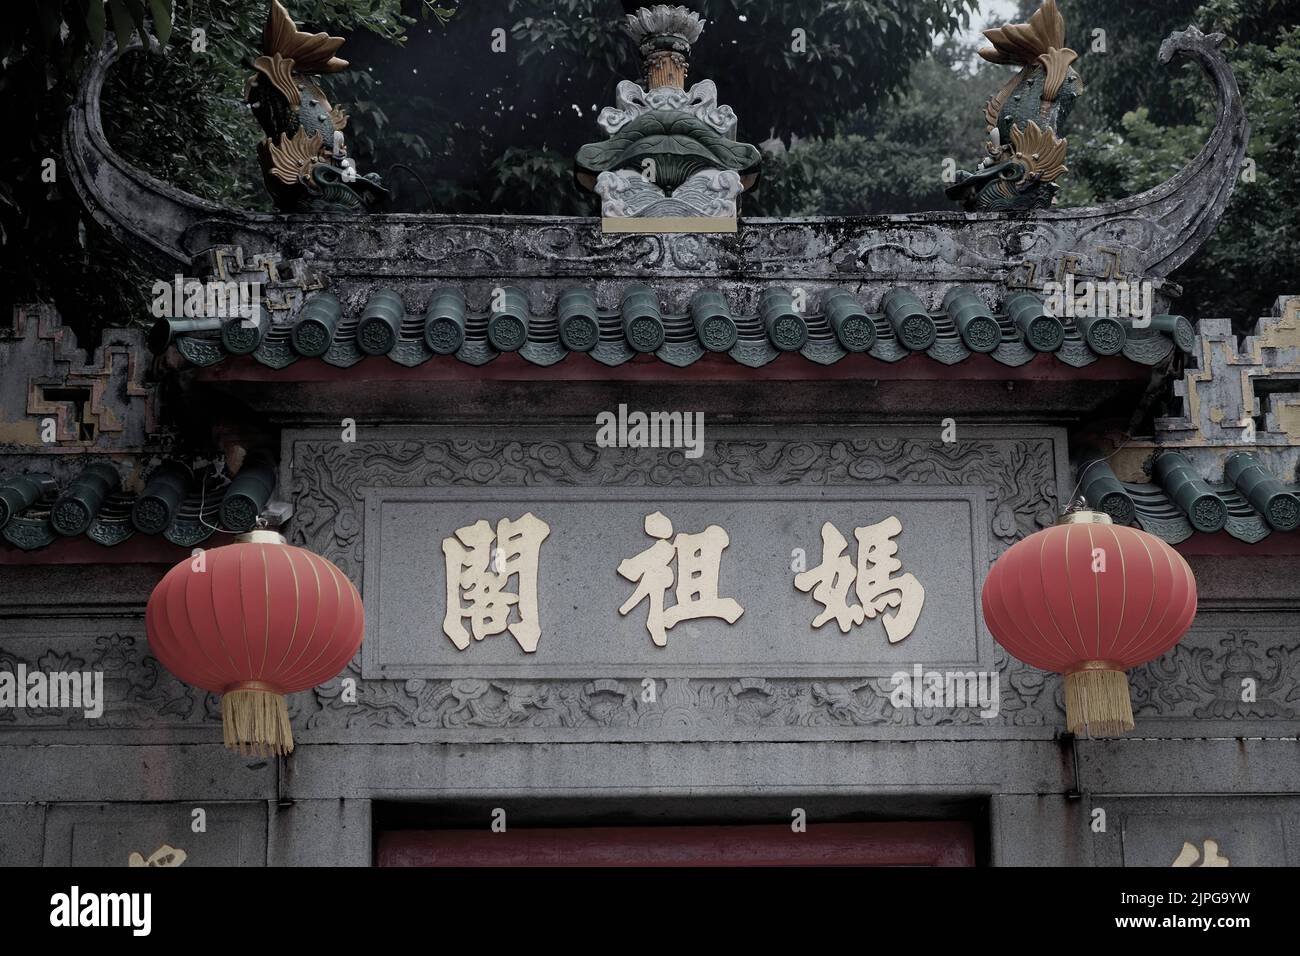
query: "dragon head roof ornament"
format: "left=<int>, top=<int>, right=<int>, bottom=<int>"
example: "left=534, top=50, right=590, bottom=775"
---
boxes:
left=947, top=0, right=1084, bottom=212
left=575, top=4, right=762, bottom=228
left=246, top=0, right=387, bottom=213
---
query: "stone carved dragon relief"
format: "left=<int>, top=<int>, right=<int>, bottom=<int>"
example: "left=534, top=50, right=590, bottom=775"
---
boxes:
left=0, top=634, right=211, bottom=728
left=1129, top=631, right=1300, bottom=720
left=3, top=622, right=1296, bottom=735
left=305, top=660, right=1047, bottom=733
left=289, top=436, right=1062, bottom=582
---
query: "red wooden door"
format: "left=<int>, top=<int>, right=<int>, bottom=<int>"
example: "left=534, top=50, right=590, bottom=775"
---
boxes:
left=377, top=821, right=976, bottom=866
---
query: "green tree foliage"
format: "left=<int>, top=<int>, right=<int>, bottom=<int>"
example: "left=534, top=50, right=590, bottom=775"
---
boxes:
left=749, top=36, right=1004, bottom=215
left=0, top=0, right=411, bottom=341
left=764, top=0, right=1299, bottom=322
left=336, top=0, right=977, bottom=212
left=0, top=0, right=189, bottom=337
left=1016, top=0, right=1204, bottom=127
left=504, top=0, right=979, bottom=142
left=1056, top=0, right=1300, bottom=325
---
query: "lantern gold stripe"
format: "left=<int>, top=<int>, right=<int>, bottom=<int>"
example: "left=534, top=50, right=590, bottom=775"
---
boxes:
left=284, top=552, right=332, bottom=688
left=273, top=544, right=304, bottom=684
left=259, top=544, right=271, bottom=681
left=200, top=555, right=243, bottom=686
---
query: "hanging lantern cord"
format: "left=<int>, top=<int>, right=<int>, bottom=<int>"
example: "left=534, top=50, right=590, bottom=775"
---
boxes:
left=1062, top=435, right=1136, bottom=518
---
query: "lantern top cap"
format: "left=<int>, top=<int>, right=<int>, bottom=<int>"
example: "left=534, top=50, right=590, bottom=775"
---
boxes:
left=235, top=529, right=288, bottom=545
left=1056, top=510, right=1113, bottom=526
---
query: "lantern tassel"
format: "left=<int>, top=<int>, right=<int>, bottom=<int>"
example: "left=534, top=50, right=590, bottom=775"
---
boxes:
left=222, top=683, right=293, bottom=756
left=1064, top=665, right=1134, bottom=738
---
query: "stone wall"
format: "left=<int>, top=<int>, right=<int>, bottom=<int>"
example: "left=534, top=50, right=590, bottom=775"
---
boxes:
left=3, top=417, right=1298, bottom=866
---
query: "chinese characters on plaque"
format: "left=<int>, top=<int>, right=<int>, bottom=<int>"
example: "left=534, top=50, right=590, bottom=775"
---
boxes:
left=439, top=510, right=924, bottom=653
left=617, top=511, right=745, bottom=647
left=442, top=513, right=551, bottom=652
left=794, top=518, right=926, bottom=643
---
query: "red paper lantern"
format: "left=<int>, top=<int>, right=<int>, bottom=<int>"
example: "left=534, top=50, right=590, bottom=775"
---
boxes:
left=146, top=530, right=364, bottom=755
left=981, top=511, right=1197, bottom=736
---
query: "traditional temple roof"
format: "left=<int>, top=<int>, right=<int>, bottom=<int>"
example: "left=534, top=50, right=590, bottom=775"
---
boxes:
left=0, top=458, right=277, bottom=552
left=1080, top=452, right=1300, bottom=545
left=67, top=26, right=1246, bottom=369
left=157, top=286, right=1195, bottom=371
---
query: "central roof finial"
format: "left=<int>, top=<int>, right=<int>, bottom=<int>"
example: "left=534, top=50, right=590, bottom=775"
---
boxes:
left=577, top=3, right=760, bottom=230
left=623, top=3, right=705, bottom=89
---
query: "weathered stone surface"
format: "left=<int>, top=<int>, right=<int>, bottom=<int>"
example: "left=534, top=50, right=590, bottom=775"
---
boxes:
left=3, top=609, right=1295, bottom=744
left=283, top=425, right=1069, bottom=739
left=1075, top=738, right=1300, bottom=795
left=1076, top=296, right=1300, bottom=543
left=363, top=484, right=989, bottom=678
left=268, top=798, right=371, bottom=866
left=41, top=801, right=266, bottom=867
left=0, top=304, right=156, bottom=464
left=280, top=739, right=1073, bottom=801
left=1101, top=296, right=1300, bottom=483
left=0, top=804, right=44, bottom=865
left=1152, top=296, right=1300, bottom=479
left=990, top=794, right=1092, bottom=866
left=1089, top=796, right=1300, bottom=867
left=0, top=745, right=276, bottom=802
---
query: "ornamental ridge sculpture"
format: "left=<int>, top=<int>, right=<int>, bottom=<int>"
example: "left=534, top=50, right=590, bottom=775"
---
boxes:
left=946, top=0, right=1082, bottom=211
left=575, top=3, right=762, bottom=228
left=245, top=0, right=386, bottom=212
left=66, top=6, right=1247, bottom=303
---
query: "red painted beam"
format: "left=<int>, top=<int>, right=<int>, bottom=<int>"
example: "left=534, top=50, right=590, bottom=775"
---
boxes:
left=377, top=821, right=976, bottom=867
left=1174, top=532, right=1300, bottom=557
left=196, top=350, right=1148, bottom=386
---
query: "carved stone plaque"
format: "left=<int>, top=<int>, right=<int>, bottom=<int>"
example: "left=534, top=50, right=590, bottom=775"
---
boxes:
left=361, top=484, right=990, bottom=678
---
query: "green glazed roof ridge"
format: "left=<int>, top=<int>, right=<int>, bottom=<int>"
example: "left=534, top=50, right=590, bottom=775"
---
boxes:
left=1078, top=453, right=1300, bottom=545
left=167, top=286, right=1184, bottom=371
left=0, top=460, right=278, bottom=552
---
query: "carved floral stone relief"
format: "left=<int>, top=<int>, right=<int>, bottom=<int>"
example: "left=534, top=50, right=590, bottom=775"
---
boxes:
left=3, top=623, right=1294, bottom=736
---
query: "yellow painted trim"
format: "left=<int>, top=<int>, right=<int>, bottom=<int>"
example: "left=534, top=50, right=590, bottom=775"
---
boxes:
left=602, top=217, right=738, bottom=234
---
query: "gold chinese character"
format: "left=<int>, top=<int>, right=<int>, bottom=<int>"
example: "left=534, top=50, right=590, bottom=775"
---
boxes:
left=442, top=512, right=550, bottom=653
left=1171, top=839, right=1230, bottom=867
left=128, top=844, right=187, bottom=867
left=794, top=523, right=863, bottom=632
left=795, top=517, right=925, bottom=643
left=618, top=511, right=744, bottom=647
